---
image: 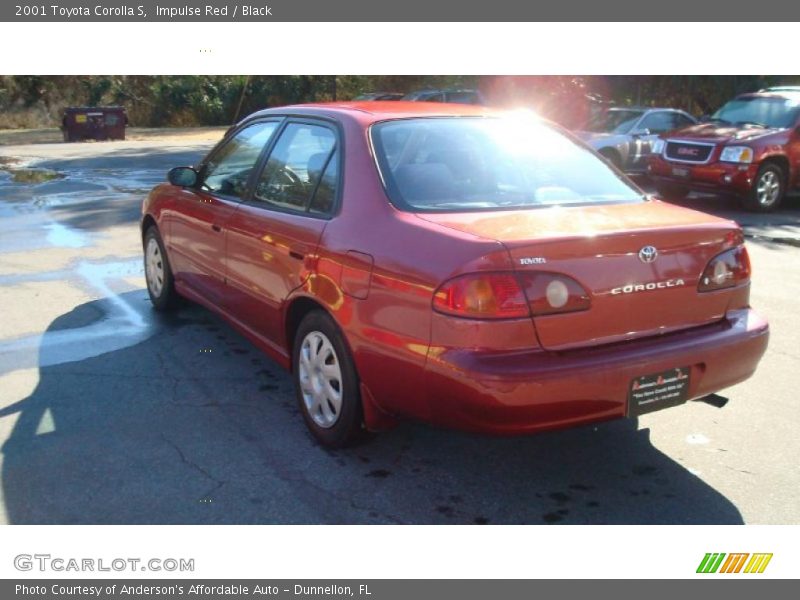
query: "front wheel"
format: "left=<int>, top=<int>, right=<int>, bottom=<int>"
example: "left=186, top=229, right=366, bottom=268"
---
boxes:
left=293, top=310, right=364, bottom=448
left=655, top=183, right=690, bottom=201
left=143, top=227, right=180, bottom=311
left=742, top=163, right=785, bottom=212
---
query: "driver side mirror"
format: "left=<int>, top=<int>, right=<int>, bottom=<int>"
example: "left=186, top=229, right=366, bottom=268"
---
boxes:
left=167, top=166, right=198, bottom=188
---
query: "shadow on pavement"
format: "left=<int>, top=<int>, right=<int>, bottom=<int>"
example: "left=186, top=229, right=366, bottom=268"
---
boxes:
left=0, top=294, right=744, bottom=524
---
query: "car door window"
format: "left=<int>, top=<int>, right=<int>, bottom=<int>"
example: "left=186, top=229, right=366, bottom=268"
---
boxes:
left=202, top=121, right=279, bottom=198
left=253, top=123, right=337, bottom=213
left=639, top=112, right=676, bottom=134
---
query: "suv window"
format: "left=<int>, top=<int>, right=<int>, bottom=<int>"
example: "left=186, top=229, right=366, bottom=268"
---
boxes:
left=202, top=121, right=279, bottom=198
left=639, top=111, right=677, bottom=134
left=253, top=122, right=338, bottom=213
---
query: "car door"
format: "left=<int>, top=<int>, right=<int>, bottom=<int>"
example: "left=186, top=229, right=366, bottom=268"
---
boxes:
left=225, top=119, right=340, bottom=347
left=167, top=120, right=280, bottom=305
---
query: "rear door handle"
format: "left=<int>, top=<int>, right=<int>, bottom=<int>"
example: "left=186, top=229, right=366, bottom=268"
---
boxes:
left=289, top=249, right=305, bottom=261
left=211, top=224, right=222, bottom=233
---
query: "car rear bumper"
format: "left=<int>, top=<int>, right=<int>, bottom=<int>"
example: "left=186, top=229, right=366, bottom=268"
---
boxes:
left=423, top=308, right=769, bottom=435
left=648, top=156, right=758, bottom=197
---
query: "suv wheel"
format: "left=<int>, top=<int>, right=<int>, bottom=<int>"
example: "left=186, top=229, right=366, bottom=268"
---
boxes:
left=655, top=183, right=690, bottom=201
left=743, top=163, right=785, bottom=212
left=293, top=310, right=364, bottom=448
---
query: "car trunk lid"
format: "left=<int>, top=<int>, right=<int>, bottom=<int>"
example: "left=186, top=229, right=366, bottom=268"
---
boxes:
left=417, top=201, right=742, bottom=351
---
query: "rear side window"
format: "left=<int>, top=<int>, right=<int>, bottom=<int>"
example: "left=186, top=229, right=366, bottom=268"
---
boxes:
left=639, top=111, right=677, bottom=134
left=253, top=123, right=338, bottom=214
left=372, top=116, right=644, bottom=212
left=673, top=113, right=696, bottom=128
left=203, top=121, right=279, bottom=199
left=309, top=150, right=339, bottom=215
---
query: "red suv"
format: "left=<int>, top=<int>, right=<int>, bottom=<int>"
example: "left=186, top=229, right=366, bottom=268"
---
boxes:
left=648, top=87, right=800, bottom=211
left=142, top=103, right=768, bottom=447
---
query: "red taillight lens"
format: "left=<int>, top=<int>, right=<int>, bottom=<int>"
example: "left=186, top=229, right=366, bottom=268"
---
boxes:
left=433, top=273, right=529, bottom=319
left=698, top=246, right=751, bottom=292
left=519, top=272, right=592, bottom=316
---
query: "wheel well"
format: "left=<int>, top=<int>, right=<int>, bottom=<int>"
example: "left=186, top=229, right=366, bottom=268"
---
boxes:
left=141, top=215, right=157, bottom=240
left=285, top=296, right=328, bottom=368
left=760, top=156, right=790, bottom=183
left=598, top=147, right=622, bottom=167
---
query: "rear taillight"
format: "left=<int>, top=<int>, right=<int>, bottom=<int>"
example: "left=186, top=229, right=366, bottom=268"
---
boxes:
left=698, top=246, right=751, bottom=292
left=433, top=273, right=529, bottom=319
left=433, top=272, right=591, bottom=319
left=518, top=272, right=592, bottom=316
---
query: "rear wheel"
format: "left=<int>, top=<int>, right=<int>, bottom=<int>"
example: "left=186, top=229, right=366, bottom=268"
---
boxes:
left=742, top=162, right=785, bottom=212
left=293, top=310, right=364, bottom=448
left=144, top=227, right=180, bottom=311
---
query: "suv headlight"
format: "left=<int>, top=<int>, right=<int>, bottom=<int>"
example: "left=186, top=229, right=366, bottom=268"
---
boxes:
left=720, top=146, right=754, bottom=163
left=651, top=138, right=665, bottom=154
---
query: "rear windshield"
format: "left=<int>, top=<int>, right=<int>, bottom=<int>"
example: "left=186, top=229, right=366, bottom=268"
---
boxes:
left=371, top=116, right=644, bottom=212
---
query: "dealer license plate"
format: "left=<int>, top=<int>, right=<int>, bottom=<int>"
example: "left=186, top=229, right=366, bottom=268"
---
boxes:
left=628, top=367, right=691, bottom=417
left=671, top=167, right=690, bottom=178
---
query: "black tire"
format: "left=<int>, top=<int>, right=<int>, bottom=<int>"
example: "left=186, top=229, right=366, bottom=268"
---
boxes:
left=293, top=310, right=364, bottom=448
left=143, top=226, right=180, bottom=311
left=655, top=183, right=690, bottom=201
left=742, top=162, right=785, bottom=212
left=599, top=149, right=622, bottom=170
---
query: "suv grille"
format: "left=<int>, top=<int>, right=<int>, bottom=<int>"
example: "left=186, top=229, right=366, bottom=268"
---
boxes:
left=665, top=141, right=715, bottom=163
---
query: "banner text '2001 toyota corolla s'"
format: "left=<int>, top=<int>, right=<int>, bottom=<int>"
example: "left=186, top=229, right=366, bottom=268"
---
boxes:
left=141, top=102, right=769, bottom=447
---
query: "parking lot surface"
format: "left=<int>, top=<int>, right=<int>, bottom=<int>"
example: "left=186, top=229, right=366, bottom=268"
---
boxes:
left=1, top=138, right=798, bottom=524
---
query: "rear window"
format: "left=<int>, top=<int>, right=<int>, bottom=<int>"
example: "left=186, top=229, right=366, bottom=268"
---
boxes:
left=371, top=116, right=644, bottom=212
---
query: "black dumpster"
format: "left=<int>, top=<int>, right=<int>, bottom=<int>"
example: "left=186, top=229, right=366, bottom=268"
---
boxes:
left=61, top=106, right=127, bottom=142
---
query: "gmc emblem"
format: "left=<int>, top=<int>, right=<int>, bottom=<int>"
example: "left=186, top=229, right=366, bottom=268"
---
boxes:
left=677, top=147, right=700, bottom=156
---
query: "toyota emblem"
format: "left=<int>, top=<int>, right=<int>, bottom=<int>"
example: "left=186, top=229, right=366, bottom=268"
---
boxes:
left=639, top=246, right=658, bottom=263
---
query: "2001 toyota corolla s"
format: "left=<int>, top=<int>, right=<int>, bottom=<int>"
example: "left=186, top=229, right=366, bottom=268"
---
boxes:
left=141, top=102, right=769, bottom=447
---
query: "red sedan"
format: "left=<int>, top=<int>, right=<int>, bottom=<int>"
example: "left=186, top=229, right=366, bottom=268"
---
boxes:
left=141, top=102, right=769, bottom=447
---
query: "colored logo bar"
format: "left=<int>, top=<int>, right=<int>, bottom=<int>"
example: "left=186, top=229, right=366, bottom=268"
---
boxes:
left=697, top=553, right=773, bottom=574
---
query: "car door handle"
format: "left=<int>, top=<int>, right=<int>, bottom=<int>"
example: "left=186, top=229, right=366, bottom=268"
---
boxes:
left=289, top=249, right=305, bottom=261
left=211, top=224, right=222, bottom=233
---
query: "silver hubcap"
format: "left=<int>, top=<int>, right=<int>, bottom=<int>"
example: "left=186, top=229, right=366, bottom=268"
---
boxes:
left=756, top=170, right=781, bottom=206
left=145, top=237, right=165, bottom=297
left=298, top=331, right=343, bottom=428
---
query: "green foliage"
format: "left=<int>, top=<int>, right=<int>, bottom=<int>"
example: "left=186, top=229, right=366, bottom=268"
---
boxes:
left=1, top=75, right=799, bottom=129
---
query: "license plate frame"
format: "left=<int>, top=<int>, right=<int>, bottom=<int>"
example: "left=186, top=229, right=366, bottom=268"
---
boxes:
left=628, top=366, right=691, bottom=417
left=671, top=166, right=690, bottom=179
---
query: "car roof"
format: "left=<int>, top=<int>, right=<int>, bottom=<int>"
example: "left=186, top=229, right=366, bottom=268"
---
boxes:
left=244, top=101, right=497, bottom=124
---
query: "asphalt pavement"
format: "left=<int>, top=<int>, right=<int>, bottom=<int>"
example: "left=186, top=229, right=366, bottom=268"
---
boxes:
left=0, top=139, right=798, bottom=524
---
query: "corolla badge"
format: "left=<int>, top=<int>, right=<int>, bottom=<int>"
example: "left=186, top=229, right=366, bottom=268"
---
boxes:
left=638, top=246, right=658, bottom=263
left=611, top=279, right=685, bottom=295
